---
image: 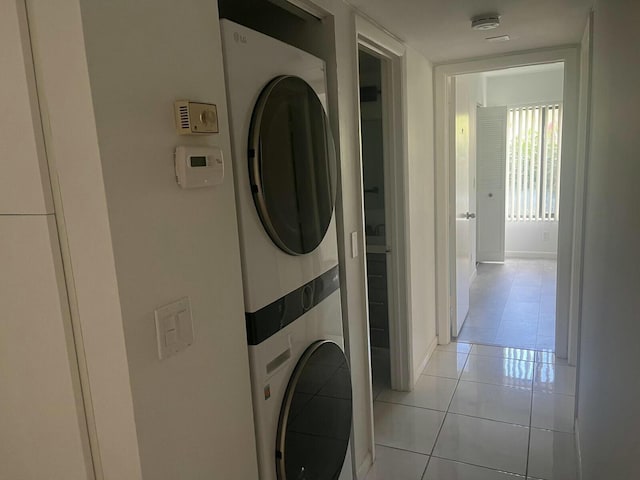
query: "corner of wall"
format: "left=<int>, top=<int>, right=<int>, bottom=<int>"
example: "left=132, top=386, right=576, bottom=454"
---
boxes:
left=414, top=335, right=438, bottom=384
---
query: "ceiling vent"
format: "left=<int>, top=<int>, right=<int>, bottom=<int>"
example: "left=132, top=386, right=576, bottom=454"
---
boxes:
left=486, top=35, right=511, bottom=43
left=471, top=14, right=501, bottom=31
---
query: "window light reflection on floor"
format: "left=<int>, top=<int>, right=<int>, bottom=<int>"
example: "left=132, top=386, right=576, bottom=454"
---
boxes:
left=502, top=356, right=534, bottom=381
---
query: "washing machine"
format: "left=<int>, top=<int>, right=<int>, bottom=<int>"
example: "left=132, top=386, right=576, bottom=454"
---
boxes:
left=220, top=20, right=353, bottom=480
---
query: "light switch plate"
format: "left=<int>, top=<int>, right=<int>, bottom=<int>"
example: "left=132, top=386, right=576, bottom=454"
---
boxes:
left=351, top=231, right=358, bottom=258
left=154, top=297, right=194, bottom=360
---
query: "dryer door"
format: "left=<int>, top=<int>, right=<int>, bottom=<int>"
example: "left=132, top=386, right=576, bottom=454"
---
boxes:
left=276, top=340, right=352, bottom=480
left=249, top=76, right=337, bottom=256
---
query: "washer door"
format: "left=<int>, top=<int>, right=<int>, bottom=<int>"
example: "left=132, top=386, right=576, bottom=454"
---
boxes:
left=276, top=341, right=352, bottom=480
left=249, top=76, right=337, bottom=256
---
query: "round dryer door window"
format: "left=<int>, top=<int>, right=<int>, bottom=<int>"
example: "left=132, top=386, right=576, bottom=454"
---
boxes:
left=249, top=76, right=337, bottom=256
left=276, top=340, right=352, bottom=480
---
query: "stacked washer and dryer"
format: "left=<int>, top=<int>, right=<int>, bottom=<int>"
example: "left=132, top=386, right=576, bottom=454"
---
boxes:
left=220, top=20, right=353, bottom=480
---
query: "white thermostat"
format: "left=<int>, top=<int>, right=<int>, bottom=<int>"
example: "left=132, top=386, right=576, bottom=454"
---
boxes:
left=175, top=146, right=224, bottom=189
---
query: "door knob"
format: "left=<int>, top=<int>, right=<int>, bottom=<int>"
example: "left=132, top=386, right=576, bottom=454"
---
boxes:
left=464, top=212, right=476, bottom=219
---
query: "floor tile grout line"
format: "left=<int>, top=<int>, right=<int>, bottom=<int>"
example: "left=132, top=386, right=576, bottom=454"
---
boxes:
left=373, top=399, right=447, bottom=415
left=428, top=454, right=527, bottom=478
left=525, top=365, right=535, bottom=478
left=372, top=442, right=429, bottom=457
left=419, top=348, right=473, bottom=479
left=375, top=336, right=574, bottom=478
left=372, top=439, right=553, bottom=477
left=374, top=351, right=465, bottom=478
left=436, top=411, right=531, bottom=430
left=421, top=373, right=534, bottom=391
left=374, top=399, right=532, bottom=429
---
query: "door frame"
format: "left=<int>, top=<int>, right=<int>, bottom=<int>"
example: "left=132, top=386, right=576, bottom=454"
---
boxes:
left=434, top=47, right=582, bottom=362
left=354, top=14, right=412, bottom=392
left=352, top=17, right=413, bottom=463
left=450, top=76, right=468, bottom=338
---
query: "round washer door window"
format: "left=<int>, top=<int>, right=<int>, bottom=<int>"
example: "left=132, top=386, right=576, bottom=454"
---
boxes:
left=249, top=76, right=337, bottom=256
left=276, top=341, right=352, bottom=480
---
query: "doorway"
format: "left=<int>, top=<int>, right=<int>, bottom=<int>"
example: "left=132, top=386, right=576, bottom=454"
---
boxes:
left=445, top=60, right=570, bottom=353
left=354, top=17, right=414, bottom=474
left=358, top=49, right=394, bottom=399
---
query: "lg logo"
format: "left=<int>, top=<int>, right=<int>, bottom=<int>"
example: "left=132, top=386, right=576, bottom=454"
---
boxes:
left=233, top=31, right=247, bottom=44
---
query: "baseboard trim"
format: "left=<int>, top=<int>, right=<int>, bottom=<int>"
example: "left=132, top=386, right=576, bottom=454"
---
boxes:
left=356, top=451, right=373, bottom=480
left=575, top=416, right=583, bottom=480
left=506, top=251, right=558, bottom=260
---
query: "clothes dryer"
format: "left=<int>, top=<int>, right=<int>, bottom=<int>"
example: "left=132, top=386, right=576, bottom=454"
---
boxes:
left=221, top=20, right=352, bottom=480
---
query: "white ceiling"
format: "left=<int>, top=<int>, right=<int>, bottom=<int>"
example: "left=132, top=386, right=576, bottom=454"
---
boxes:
left=348, top=0, right=593, bottom=63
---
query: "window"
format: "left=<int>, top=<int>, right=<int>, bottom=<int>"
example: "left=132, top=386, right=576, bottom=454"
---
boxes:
left=506, top=104, right=563, bottom=221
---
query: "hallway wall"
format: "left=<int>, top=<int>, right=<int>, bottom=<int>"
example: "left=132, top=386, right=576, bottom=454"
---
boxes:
left=505, top=221, right=559, bottom=259
left=405, top=47, right=438, bottom=382
left=77, top=1, right=259, bottom=479
left=577, top=0, right=640, bottom=477
left=485, top=68, right=564, bottom=107
left=29, top=0, right=259, bottom=478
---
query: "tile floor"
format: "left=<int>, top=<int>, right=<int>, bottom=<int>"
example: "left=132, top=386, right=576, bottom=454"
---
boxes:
left=457, top=259, right=557, bottom=351
left=366, top=342, right=578, bottom=480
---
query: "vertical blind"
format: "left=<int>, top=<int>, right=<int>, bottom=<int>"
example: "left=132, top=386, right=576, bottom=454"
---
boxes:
left=506, top=104, right=563, bottom=221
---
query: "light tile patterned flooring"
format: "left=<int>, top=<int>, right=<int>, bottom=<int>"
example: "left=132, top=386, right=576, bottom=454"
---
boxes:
left=367, top=343, right=578, bottom=480
left=457, top=259, right=557, bottom=351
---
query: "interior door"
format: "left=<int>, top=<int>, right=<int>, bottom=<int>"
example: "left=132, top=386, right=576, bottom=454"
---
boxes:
left=453, top=78, right=471, bottom=337
left=477, top=106, right=507, bottom=262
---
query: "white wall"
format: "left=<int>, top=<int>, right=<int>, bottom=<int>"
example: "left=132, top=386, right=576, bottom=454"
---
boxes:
left=74, top=1, right=259, bottom=479
left=0, top=217, right=94, bottom=480
left=1, top=2, right=93, bottom=478
left=405, top=47, right=438, bottom=381
left=484, top=67, right=564, bottom=258
left=0, top=0, right=52, bottom=215
left=485, top=68, right=564, bottom=107
left=27, top=0, right=260, bottom=478
left=505, top=221, right=559, bottom=258
left=577, top=0, right=640, bottom=477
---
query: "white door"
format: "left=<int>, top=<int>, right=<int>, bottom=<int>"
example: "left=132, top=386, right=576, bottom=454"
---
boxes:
left=453, top=78, right=471, bottom=336
left=477, top=107, right=508, bottom=262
